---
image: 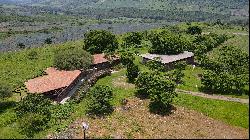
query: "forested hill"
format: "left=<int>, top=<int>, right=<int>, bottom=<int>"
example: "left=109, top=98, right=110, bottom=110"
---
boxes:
left=8, top=0, right=249, bottom=16
left=1, top=0, right=249, bottom=23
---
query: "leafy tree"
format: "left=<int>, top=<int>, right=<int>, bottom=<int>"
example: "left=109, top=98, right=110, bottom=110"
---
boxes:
left=86, top=85, right=113, bottom=116
left=201, top=46, right=249, bottom=94
left=16, top=94, right=52, bottom=118
left=120, top=51, right=135, bottom=66
left=149, top=31, right=191, bottom=55
left=54, top=47, right=93, bottom=70
left=171, top=61, right=187, bottom=84
left=187, top=26, right=202, bottom=35
left=146, top=57, right=165, bottom=72
left=16, top=94, right=52, bottom=137
left=0, top=83, right=12, bottom=100
left=126, top=62, right=140, bottom=83
left=135, top=71, right=177, bottom=113
left=83, top=30, right=118, bottom=54
left=123, top=32, right=143, bottom=47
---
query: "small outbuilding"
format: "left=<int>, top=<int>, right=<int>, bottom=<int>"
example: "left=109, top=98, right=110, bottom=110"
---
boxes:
left=92, top=53, right=120, bottom=70
left=140, top=51, right=195, bottom=70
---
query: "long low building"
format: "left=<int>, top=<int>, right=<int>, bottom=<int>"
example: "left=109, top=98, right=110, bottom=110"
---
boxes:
left=25, top=67, right=83, bottom=101
left=140, top=51, right=195, bottom=70
left=24, top=54, right=120, bottom=102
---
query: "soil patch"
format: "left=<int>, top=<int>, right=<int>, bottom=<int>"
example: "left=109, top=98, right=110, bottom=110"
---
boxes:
left=49, top=98, right=249, bottom=139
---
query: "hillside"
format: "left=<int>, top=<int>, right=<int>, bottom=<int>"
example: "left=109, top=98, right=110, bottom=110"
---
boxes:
left=6, top=0, right=249, bottom=17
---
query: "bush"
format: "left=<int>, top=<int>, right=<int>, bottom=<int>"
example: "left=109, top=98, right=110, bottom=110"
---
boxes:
left=86, top=85, right=113, bottom=116
left=44, top=37, right=52, bottom=44
left=146, top=57, right=165, bottom=72
left=18, top=113, right=48, bottom=138
left=16, top=94, right=51, bottom=118
left=201, top=46, right=249, bottom=94
left=135, top=71, right=177, bottom=113
left=27, top=50, right=38, bottom=60
left=83, top=30, right=118, bottom=54
left=126, top=62, right=140, bottom=83
left=0, top=83, right=12, bottom=100
left=123, top=32, right=143, bottom=47
left=120, top=51, right=135, bottom=66
left=54, top=47, right=93, bottom=70
left=186, top=26, right=202, bottom=35
left=149, top=31, right=192, bottom=55
left=16, top=94, right=52, bottom=137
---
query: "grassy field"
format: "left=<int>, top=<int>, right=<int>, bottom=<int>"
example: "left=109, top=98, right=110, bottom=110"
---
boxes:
left=0, top=23, right=249, bottom=138
left=95, top=69, right=249, bottom=129
left=0, top=40, right=84, bottom=89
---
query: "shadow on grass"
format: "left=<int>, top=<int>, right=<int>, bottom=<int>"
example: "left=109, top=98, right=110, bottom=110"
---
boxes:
left=134, top=91, right=149, bottom=100
left=86, top=107, right=114, bottom=119
left=0, top=101, right=17, bottom=114
left=149, top=103, right=176, bottom=116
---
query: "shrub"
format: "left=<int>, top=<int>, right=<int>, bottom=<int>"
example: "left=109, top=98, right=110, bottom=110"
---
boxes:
left=201, top=46, right=249, bottom=94
left=123, top=32, right=143, bottom=47
left=86, top=85, right=113, bottom=116
left=17, top=43, right=25, bottom=49
left=18, top=113, right=48, bottom=138
left=83, top=30, right=118, bottom=54
left=120, top=51, right=135, bottom=66
left=0, top=83, right=12, bottom=100
left=149, top=31, right=192, bottom=55
left=186, top=26, right=202, bottom=35
left=135, top=71, right=177, bottom=113
left=27, top=50, right=38, bottom=60
left=146, top=57, right=165, bottom=72
left=126, top=62, right=140, bottom=83
left=50, top=103, right=74, bottom=124
left=54, top=47, right=93, bottom=70
left=16, top=94, right=51, bottom=118
left=44, top=37, right=52, bottom=44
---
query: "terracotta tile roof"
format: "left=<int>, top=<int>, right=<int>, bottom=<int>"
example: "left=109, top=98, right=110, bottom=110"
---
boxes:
left=25, top=67, right=81, bottom=94
left=93, top=54, right=119, bottom=64
left=140, top=51, right=194, bottom=64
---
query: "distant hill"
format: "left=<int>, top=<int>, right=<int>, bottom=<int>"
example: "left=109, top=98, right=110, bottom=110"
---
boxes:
left=1, top=0, right=248, bottom=23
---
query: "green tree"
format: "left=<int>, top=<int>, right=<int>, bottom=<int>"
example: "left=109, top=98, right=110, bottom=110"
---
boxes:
left=135, top=71, right=177, bottom=114
left=146, top=57, right=165, bottom=72
left=16, top=94, right=52, bottom=137
left=54, top=47, right=93, bottom=70
left=186, top=26, right=202, bottom=35
left=126, top=62, right=140, bottom=83
left=83, top=30, right=118, bottom=54
left=86, top=85, right=113, bottom=116
left=120, top=51, right=135, bottom=66
left=149, top=31, right=191, bottom=55
left=201, top=46, right=249, bottom=94
left=0, top=83, right=12, bottom=100
left=123, top=32, right=143, bottom=47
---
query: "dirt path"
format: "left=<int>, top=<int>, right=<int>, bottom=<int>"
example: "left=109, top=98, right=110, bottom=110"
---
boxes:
left=47, top=98, right=248, bottom=139
left=176, top=89, right=249, bottom=104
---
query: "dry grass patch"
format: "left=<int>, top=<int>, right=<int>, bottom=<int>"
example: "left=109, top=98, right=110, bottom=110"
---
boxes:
left=69, top=98, right=248, bottom=139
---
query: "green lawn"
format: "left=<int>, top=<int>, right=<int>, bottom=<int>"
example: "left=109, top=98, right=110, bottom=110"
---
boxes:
left=174, top=93, right=249, bottom=129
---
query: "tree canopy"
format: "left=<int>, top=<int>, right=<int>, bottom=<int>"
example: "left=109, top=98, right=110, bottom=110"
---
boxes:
left=83, top=30, right=119, bottom=54
left=54, top=47, right=93, bottom=70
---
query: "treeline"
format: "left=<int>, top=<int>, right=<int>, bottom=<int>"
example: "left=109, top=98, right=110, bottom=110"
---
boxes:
left=71, top=7, right=230, bottom=22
